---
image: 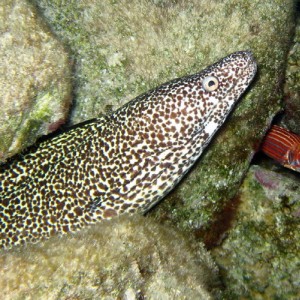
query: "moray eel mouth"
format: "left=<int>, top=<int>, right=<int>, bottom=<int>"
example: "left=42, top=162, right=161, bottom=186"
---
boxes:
left=0, top=51, right=257, bottom=249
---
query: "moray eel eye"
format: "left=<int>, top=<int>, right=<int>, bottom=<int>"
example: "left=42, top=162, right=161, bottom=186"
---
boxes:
left=202, top=76, right=219, bottom=92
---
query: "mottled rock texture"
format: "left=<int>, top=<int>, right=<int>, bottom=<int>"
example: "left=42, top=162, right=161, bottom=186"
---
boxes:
left=0, top=216, right=220, bottom=300
left=281, top=16, right=300, bottom=133
left=212, top=165, right=300, bottom=299
left=0, top=0, right=72, bottom=162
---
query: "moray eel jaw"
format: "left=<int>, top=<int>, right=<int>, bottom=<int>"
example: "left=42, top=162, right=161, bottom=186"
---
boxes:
left=0, top=51, right=257, bottom=248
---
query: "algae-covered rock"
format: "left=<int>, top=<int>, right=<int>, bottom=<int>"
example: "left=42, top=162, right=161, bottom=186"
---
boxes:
left=281, top=16, right=300, bottom=133
left=212, top=165, right=300, bottom=299
left=31, top=0, right=296, bottom=232
left=0, top=216, right=220, bottom=299
left=0, top=0, right=72, bottom=162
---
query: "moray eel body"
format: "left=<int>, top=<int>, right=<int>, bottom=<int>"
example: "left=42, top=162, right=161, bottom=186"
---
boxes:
left=0, top=51, right=257, bottom=248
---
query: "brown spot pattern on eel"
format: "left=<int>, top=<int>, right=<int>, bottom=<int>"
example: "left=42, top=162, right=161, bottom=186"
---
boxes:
left=0, top=51, right=257, bottom=248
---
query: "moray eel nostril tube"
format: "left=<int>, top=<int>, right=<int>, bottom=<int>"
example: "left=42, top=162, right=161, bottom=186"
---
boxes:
left=0, top=51, right=257, bottom=248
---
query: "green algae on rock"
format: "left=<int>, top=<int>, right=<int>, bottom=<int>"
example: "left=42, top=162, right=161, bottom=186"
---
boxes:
left=0, top=216, right=221, bottom=299
left=281, top=16, right=300, bottom=133
left=0, top=0, right=72, bottom=162
left=212, top=165, right=300, bottom=299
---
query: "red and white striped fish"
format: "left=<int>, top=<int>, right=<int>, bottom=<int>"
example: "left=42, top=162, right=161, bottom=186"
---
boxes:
left=261, top=125, right=300, bottom=172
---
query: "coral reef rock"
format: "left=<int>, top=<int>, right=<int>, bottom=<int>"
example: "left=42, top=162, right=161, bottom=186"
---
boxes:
left=0, top=0, right=72, bottom=161
left=0, top=216, right=220, bottom=299
left=212, top=165, right=300, bottom=299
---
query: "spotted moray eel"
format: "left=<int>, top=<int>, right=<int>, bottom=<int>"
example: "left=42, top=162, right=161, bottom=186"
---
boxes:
left=0, top=51, right=257, bottom=248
